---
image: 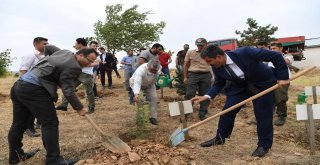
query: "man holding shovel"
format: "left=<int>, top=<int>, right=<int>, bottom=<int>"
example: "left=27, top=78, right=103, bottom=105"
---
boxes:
left=8, top=45, right=98, bottom=165
left=191, top=45, right=289, bottom=157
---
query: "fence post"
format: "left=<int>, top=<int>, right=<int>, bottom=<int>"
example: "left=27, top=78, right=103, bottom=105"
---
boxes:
left=178, top=101, right=190, bottom=140
left=306, top=104, right=316, bottom=155
left=312, top=86, right=317, bottom=104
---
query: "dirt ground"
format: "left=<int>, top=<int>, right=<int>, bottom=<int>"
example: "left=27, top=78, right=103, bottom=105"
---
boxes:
left=1, top=69, right=320, bottom=165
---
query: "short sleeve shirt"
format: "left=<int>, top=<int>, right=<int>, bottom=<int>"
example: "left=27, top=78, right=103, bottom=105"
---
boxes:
left=139, top=49, right=159, bottom=63
left=20, top=50, right=45, bottom=71
left=184, top=49, right=211, bottom=72
left=121, top=56, right=133, bottom=71
left=158, top=52, right=171, bottom=68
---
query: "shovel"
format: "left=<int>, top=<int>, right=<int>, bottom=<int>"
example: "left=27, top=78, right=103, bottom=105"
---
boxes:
left=85, top=114, right=131, bottom=153
left=170, top=66, right=316, bottom=147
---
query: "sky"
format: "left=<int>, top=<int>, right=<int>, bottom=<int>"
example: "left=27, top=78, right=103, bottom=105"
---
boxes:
left=0, top=0, right=319, bottom=71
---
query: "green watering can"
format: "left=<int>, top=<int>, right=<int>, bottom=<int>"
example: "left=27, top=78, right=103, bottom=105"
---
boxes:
left=297, top=92, right=307, bottom=104
left=156, top=74, right=177, bottom=87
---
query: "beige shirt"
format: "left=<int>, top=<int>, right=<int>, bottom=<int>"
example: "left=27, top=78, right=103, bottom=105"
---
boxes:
left=184, top=49, right=211, bottom=72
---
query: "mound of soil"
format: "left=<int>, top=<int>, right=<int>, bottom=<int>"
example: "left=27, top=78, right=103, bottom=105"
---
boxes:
left=75, top=140, right=195, bottom=165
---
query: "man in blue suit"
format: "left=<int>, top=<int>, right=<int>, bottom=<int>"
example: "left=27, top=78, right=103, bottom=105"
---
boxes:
left=191, top=45, right=289, bottom=157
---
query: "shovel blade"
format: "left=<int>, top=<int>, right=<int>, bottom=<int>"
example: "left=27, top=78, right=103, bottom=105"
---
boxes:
left=169, top=126, right=186, bottom=147
left=101, top=135, right=131, bottom=153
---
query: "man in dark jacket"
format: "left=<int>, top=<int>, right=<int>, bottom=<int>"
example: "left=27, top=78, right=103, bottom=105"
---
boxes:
left=8, top=45, right=98, bottom=165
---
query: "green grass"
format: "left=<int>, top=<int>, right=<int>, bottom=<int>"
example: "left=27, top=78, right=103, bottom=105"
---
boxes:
left=292, top=74, right=320, bottom=86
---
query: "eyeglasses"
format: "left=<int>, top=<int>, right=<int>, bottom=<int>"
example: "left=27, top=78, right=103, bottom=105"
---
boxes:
left=85, top=57, right=95, bottom=63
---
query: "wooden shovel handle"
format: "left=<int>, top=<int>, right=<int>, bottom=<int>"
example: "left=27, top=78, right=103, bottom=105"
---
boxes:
left=85, top=114, right=106, bottom=137
left=187, top=66, right=316, bottom=131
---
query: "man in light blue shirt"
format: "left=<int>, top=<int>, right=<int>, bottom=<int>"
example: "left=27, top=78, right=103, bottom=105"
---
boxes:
left=121, top=49, right=134, bottom=104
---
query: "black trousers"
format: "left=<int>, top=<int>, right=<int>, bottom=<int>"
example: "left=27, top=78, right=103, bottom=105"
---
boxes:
left=8, top=80, right=61, bottom=163
left=216, top=88, right=274, bottom=149
left=100, top=65, right=113, bottom=87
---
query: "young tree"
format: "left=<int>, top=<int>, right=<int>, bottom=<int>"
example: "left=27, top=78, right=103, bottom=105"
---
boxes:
left=0, top=49, right=12, bottom=76
left=94, top=4, right=166, bottom=54
left=235, top=18, right=278, bottom=46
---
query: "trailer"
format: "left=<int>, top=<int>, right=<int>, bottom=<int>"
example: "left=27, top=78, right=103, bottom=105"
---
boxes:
left=275, top=36, right=306, bottom=61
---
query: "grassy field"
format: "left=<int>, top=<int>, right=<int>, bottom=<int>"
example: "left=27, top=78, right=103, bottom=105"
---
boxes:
left=0, top=68, right=320, bottom=165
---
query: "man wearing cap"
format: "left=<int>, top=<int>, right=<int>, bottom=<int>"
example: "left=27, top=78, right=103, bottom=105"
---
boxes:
left=183, top=38, right=212, bottom=120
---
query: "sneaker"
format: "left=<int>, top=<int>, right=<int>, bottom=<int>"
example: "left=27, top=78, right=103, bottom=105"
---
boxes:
left=149, top=118, right=158, bottom=125
left=274, top=116, right=286, bottom=126
left=25, top=129, right=40, bottom=137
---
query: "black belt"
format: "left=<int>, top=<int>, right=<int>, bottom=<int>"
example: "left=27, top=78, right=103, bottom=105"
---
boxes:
left=188, top=71, right=210, bottom=74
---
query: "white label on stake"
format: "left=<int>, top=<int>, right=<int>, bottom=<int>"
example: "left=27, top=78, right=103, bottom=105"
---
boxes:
left=305, top=86, right=313, bottom=96
left=296, top=104, right=320, bottom=120
left=305, top=86, right=320, bottom=96
left=168, top=100, right=193, bottom=116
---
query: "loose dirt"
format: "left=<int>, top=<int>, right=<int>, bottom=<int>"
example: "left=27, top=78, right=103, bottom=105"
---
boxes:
left=1, top=69, right=320, bottom=165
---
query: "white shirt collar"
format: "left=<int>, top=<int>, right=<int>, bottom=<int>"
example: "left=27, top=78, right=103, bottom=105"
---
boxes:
left=225, top=53, right=234, bottom=65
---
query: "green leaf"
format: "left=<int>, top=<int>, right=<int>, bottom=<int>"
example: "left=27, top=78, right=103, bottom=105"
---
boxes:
left=94, top=4, right=166, bottom=53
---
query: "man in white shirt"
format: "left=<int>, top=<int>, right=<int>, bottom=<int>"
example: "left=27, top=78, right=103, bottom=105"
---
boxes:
left=130, top=60, right=161, bottom=125
left=89, top=41, right=101, bottom=98
left=19, top=37, right=48, bottom=137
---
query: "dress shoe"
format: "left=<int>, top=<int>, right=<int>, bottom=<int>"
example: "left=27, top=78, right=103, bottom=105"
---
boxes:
left=46, top=156, right=78, bottom=165
left=149, top=118, right=158, bottom=125
left=55, top=105, right=67, bottom=111
left=9, top=148, right=40, bottom=164
left=251, top=146, right=269, bottom=157
left=25, top=129, right=40, bottom=137
left=274, top=116, right=286, bottom=126
left=200, top=137, right=225, bottom=147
